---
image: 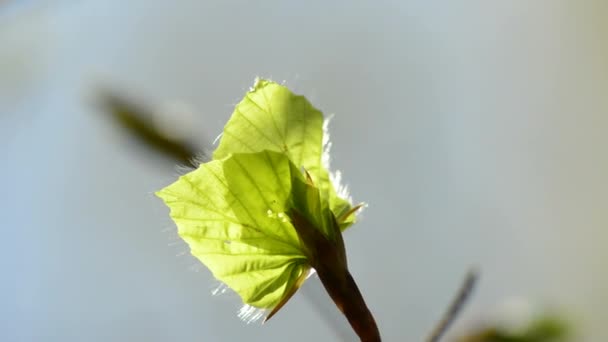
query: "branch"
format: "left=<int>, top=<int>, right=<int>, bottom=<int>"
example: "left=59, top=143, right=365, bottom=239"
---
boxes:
left=427, top=269, right=479, bottom=342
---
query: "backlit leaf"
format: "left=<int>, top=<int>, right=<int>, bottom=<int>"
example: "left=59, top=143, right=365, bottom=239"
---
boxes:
left=157, top=79, right=363, bottom=319
left=213, top=79, right=356, bottom=229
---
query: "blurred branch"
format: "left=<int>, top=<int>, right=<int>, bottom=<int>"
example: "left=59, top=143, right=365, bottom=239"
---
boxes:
left=98, top=90, right=199, bottom=167
left=427, top=269, right=479, bottom=342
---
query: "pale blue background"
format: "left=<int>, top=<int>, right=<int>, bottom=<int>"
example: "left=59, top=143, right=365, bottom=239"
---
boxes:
left=2, top=1, right=608, bottom=341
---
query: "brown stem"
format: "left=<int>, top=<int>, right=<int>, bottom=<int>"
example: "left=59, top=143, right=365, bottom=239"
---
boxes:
left=289, top=208, right=381, bottom=341
left=316, top=267, right=381, bottom=342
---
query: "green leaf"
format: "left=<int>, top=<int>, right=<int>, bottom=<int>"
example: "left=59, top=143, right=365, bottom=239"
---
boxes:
left=213, top=79, right=356, bottom=229
left=156, top=79, right=365, bottom=320
left=157, top=151, right=314, bottom=309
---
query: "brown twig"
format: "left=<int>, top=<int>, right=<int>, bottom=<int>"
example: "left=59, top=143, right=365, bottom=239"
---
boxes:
left=427, top=269, right=479, bottom=342
left=289, top=209, right=381, bottom=341
left=316, top=267, right=381, bottom=342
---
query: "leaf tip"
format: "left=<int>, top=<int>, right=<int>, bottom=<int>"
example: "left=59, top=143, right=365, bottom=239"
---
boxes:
left=155, top=186, right=176, bottom=203
left=250, top=77, right=270, bottom=92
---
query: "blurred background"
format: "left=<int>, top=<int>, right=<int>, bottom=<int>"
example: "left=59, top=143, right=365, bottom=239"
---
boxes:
left=2, top=1, right=607, bottom=341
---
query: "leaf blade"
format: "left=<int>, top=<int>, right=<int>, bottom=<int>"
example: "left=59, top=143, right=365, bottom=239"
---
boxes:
left=214, top=78, right=356, bottom=230
left=157, top=151, right=309, bottom=308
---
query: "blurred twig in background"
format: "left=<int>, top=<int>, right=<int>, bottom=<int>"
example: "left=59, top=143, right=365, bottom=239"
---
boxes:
left=427, top=269, right=479, bottom=342
left=98, top=90, right=200, bottom=167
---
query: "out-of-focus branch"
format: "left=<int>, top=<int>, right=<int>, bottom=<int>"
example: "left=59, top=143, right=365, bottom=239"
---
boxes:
left=98, top=90, right=199, bottom=167
left=427, top=269, right=479, bottom=342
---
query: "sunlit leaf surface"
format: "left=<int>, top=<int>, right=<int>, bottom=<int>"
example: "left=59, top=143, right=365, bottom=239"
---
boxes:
left=157, top=79, right=360, bottom=315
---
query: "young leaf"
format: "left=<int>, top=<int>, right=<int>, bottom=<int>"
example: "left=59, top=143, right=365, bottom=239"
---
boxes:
left=213, top=79, right=356, bottom=229
left=157, top=150, right=312, bottom=309
left=156, top=79, right=379, bottom=340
